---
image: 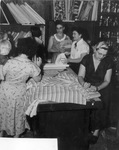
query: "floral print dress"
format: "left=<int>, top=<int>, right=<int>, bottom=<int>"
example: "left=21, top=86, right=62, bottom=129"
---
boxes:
left=0, top=55, right=40, bottom=136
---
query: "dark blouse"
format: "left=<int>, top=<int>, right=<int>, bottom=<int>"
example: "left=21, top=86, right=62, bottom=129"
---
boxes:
left=81, top=54, right=114, bottom=86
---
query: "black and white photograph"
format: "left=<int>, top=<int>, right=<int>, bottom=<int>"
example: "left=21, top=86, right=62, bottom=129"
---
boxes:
left=0, top=0, right=119, bottom=150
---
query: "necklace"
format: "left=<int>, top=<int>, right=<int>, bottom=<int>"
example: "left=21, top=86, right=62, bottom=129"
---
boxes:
left=54, top=34, right=66, bottom=42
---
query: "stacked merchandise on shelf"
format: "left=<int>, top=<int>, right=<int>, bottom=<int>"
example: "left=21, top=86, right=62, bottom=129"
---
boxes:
left=98, top=0, right=119, bottom=84
left=0, top=0, right=45, bottom=43
left=99, top=0, right=119, bottom=44
left=53, top=0, right=67, bottom=21
left=53, top=0, right=99, bottom=21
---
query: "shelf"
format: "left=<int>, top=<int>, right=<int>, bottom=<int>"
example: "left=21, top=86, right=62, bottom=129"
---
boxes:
left=99, top=12, right=119, bottom=16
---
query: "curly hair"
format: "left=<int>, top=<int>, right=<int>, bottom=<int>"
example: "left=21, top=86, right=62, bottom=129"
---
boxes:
left=13, top=38, right=37, bottom=58
left=30, top=26, right=42, bottom=38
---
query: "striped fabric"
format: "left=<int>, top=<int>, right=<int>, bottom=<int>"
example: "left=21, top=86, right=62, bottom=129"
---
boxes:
left=26, top=69, right=101, bottom=106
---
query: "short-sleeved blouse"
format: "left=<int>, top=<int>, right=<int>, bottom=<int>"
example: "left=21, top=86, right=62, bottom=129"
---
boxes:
left=81, top=54, right=113, bottom=85
left=70, top=39, right=89, bottom=59
left=3, top=56, right=40, bottom=84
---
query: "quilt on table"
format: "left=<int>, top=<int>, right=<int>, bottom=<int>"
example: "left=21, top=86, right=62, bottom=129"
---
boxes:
left=26, top=71, right=101, bottom=106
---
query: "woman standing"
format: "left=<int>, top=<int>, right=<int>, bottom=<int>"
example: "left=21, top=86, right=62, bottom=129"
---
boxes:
left=0, top=38, right=42, bottom=137
left=48, top=20, right=72, bottom=63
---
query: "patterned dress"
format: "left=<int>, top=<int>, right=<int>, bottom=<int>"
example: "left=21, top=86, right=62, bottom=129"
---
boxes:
left=0, top=55, right=40, bottom=136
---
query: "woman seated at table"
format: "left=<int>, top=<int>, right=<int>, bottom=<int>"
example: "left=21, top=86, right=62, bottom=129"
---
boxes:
left=78, top=41, right=114, bottom=144
left=66, top=27, right=90, bottom=74
left=0, top=38, right=42, bottom=137
left=57, top=27, right=90, bottom=74
left=48, top=20, right=72, bottom=63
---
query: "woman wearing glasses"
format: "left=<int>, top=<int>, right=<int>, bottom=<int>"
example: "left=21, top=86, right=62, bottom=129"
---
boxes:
left=48, top=20, right=72, bottom=63
left=78, top=41, right=114, bottom=144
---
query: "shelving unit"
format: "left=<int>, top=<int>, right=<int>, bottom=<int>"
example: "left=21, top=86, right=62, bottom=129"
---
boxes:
left=97, top=0, right=119, bottom=86
left=0, top=0, right=45, bottom=44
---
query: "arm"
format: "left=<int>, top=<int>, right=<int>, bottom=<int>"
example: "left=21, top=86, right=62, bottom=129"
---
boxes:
left=88, top=69, right=112, bottom=92
left=97, top=69, right=112, bottom=91
left=78, top=64, right=86, bottom=86
left=48, top=36, right=55, bottom=52
left=33, top=74, right=42, bottom=82
left=78, top=64, right=91, bottom=88
left=31, top=57, right=42, bottom=82
left=68, top=52, right=88, bottom=63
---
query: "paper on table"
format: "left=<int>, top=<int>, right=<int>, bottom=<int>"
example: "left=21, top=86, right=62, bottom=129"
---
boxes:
left=55, top=53, right=67, bottom=65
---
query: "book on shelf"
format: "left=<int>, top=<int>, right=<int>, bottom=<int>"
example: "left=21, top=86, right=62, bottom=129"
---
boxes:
left=80, top=1, right=94, bottom=21
left=77, top=0, right=98, bottom=21
left=71, top=0, right=82, bottom=20
left=78, top=1, right=88, bottom=20
left=77, top=0, right=84, bottom=20
left=91, top=0, right=99, bottom=21
left=12, top=31, right=29, bottom=42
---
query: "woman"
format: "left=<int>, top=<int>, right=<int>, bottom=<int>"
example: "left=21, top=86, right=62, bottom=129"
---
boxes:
left=0, top=40, right=11, bottom=81
left=0, top=38, right=42, bottom=137
left=67, top=27, right=90, bottom=74
left=48, top=20, right=72, bottom=63
left=78, top=41, right=114, bottom=144
left=21, top=26, right=46, bottom=63
left=30, top=26, right=46, bottom=62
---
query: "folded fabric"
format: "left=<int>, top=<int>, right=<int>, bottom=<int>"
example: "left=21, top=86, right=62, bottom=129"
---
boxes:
left=25, top=99, right=48, bottom=117
left=55, top=53, right=67, bottom=64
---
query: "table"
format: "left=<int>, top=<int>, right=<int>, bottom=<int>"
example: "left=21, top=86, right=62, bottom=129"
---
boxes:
left=26, top=67, right=102, bottom=150
left=27, top=101, right=102, bottom=150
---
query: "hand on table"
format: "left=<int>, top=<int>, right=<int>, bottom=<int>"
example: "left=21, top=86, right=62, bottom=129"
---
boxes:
left=83, top=82, right=91, bottom=89
left=88, top=85, right=97, bottom=92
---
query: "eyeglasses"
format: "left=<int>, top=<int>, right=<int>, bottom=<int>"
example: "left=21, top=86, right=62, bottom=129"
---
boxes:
left=97, top=51, right=107, bottom=58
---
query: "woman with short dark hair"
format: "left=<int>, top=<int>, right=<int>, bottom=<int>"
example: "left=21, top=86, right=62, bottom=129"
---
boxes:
left=48, top=20, right=72, bottom=63
left=66, top=27, right=90, bottom=74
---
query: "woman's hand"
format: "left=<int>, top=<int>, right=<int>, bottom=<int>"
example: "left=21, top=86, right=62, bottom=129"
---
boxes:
left=35, top=37, right=43, bottom=45
left=83, top=82, right=91, bottom=89
left=60, top=58, right=67, bottom=64
left=88, top=85, right=97, bottom=92
left=60, top=41, right=71, bottom=52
